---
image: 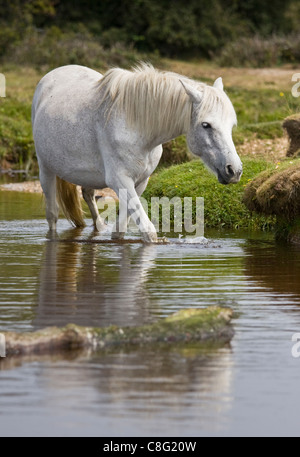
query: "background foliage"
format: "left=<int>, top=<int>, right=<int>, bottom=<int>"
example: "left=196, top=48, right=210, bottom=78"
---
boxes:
left=0, top=0, right=300, bottom=66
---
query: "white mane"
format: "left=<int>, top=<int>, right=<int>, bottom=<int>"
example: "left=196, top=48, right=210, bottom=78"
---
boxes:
left=98, top=63, right=234, bottom=140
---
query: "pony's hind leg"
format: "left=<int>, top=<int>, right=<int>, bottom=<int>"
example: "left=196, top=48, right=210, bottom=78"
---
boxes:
left=81, top=187, right=104, bottom=231
left=39, top=166, right=59, bottom=232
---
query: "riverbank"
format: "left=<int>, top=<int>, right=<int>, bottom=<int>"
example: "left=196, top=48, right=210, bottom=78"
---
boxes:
left=0, top=180, right=42, bottom=193
left=0, top=180, right=118, bottom=202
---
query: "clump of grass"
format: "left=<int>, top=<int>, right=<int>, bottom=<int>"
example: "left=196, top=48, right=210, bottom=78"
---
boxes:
left=143, top=157, right=275, bottom=230
left=243, top=158, right=300, bottom=221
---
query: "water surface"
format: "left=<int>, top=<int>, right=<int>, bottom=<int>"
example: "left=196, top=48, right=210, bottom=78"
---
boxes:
left=1, top=191, right=300, bottom=437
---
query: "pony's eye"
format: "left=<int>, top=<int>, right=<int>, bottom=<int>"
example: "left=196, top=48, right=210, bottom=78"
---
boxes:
left=202, top=122, right=211, bottom=129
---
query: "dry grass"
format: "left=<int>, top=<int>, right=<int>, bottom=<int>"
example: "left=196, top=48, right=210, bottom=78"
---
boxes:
left=162, top=59, right=296, bottom=91
left=237, top=136, right=289, bottom=161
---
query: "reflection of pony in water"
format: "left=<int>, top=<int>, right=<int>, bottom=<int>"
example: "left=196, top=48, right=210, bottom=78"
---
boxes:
left=32, top=64, right=242, bottom=241
left=34, top=229, right=157, bottom=329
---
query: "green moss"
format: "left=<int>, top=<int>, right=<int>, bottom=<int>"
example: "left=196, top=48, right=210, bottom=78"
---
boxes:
left=143, top=157, right=275, bottom=230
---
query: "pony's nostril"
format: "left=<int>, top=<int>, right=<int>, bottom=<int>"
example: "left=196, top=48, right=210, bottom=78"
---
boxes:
left=226, top=164, right=235, bottom=177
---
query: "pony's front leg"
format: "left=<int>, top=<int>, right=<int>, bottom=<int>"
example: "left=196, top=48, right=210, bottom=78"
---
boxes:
left=109, top=177, right=157, bottom=243
left=111, top=178, right=150, bottom=241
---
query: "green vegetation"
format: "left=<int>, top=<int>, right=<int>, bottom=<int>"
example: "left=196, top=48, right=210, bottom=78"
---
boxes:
left=0, top=1, right=299, bottom=170
left=143, top=157, right=275, bottom=230
left=3, top=26, right=147, bottom=72
left=0, top=94, right=35, bottom=170
left=1, top=0, right=299, bottom=64
left=230, top=88, right=299, bottom=144
left=0, top=68, right=40, bottom=171
left=218, top=33, right=300, bottom=67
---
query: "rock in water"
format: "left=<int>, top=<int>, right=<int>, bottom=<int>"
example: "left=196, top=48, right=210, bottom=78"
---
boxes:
left=2, top=307, right=234, bottom=357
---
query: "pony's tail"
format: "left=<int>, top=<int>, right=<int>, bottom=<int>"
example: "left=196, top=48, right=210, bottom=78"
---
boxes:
left=56, top=177, right=85, bottom=227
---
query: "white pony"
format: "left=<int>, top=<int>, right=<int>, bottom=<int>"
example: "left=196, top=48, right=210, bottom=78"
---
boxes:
left=32, top=63, right=242, bottom=242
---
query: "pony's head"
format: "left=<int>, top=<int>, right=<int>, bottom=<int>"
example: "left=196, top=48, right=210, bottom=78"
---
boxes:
left=181, top=78, right=242, bottom=185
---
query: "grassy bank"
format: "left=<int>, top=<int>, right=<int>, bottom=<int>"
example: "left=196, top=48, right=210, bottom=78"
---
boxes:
left=143, top=157, right=276, bottom=230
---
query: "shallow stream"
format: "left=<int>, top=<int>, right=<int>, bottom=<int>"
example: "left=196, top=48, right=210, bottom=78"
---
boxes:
left=1, top=190, right=300, bottom=436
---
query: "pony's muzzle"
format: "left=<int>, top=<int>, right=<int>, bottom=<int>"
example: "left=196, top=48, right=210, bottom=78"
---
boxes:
left=218, top=164, right=243, bottom=185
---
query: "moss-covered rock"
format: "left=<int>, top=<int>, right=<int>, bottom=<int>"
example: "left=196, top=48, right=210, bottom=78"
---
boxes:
left=2, top=307, right=233, bottom=357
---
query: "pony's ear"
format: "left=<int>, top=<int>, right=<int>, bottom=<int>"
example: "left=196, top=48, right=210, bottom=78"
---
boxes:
left=179, top=80, right=202, bottom=104
left=213, top=77, right=224, bottom=91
